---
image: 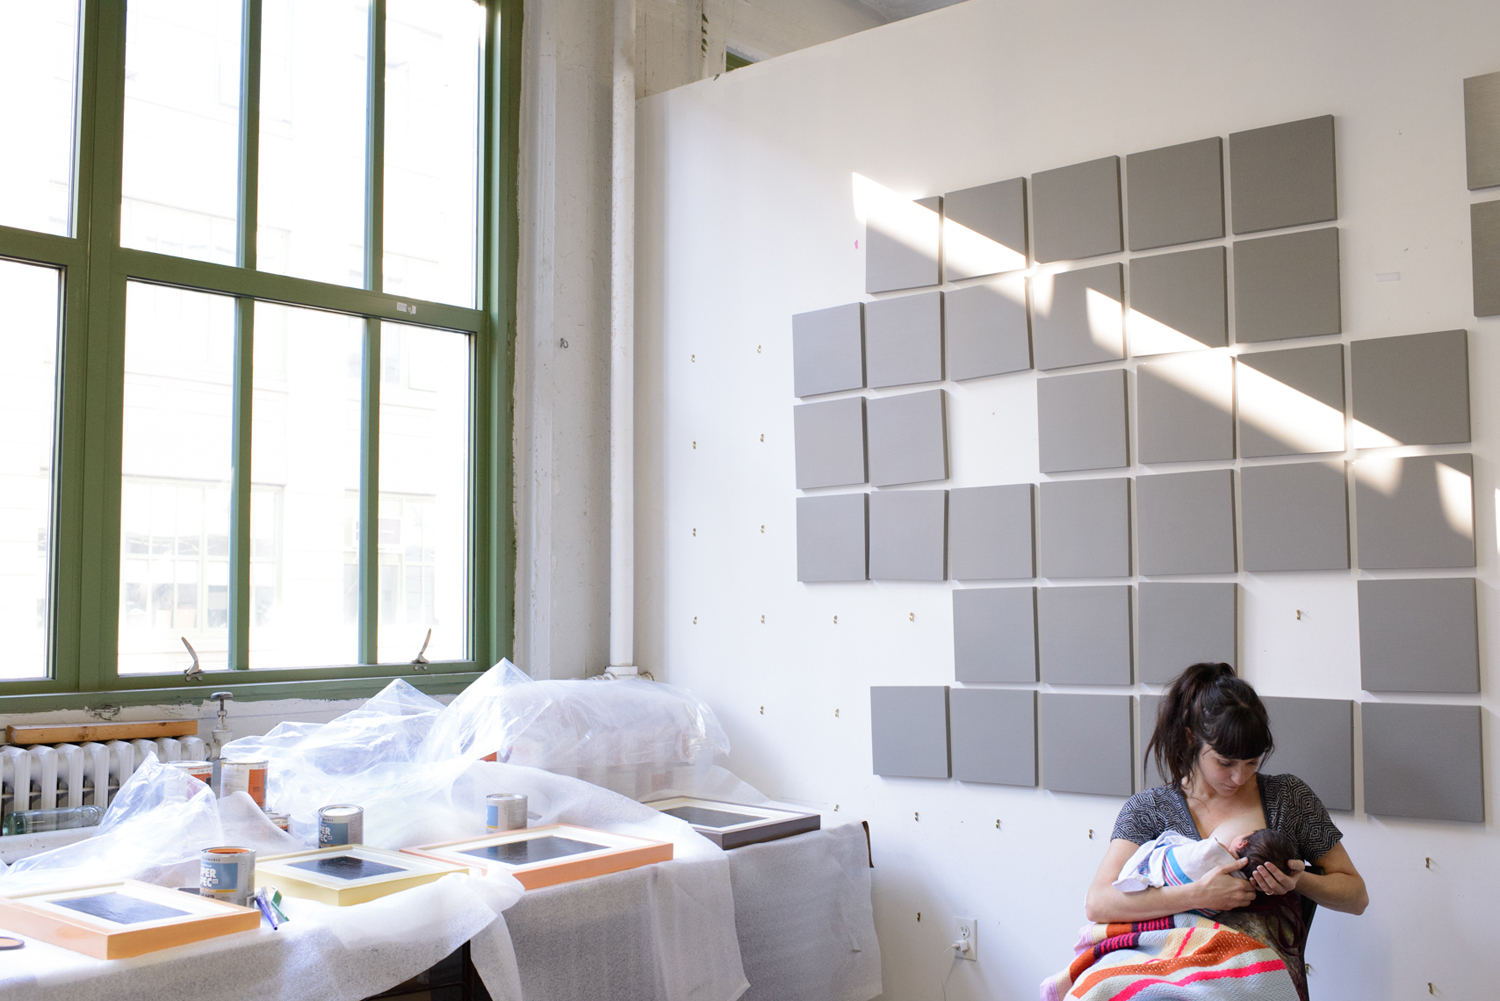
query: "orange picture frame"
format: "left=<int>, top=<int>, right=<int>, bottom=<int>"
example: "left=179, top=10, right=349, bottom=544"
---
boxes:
left=403, top=824, right=673, bottom=889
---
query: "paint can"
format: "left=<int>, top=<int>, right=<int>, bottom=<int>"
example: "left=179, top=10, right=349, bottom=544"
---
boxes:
left=264, top=810, right=291, bottom=833
left=200, top=846, right=256, bottom=907
left=486, top=793, right=527, bottom=832
left=220, top=759, right=268, bottom=809
left=167, top=760, right=213, bottom=785
left=318, top=804, right=364, bottom=846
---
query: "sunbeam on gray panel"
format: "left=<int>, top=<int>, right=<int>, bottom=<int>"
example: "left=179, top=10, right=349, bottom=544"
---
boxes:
left=943, top=177, right=1028, bottom=280
left=1239, top=461, right=1348, bottom=571
left=1261, top=697, right=1354, bottom=812
left=1464, top=71, right=1500, bottom=190
left=1032, top=156, right=1122, bottom=263
left=1472, top=200, right=1500, bottom=317
left=1127, top=137, right=1224, bottom=251
left=1233, top=228, right=1341, bottom=342
left=1037, top=369, right=1129, bottom=474
left=1357, top=578, right=1479, bottom=693
left=1033, top=264, right=1125, bottom=370
left=953, top=586, right=1038, bottom=683
left=945, top=278, right=1031, bottom=380
left=796, top=494, right=867, bottom=582
left=1037, top=585, right=1133, bottom=685
left=1351, top=330, right=1470, bottom=447
left=792, top=303, right=864, bottom=398
left=1236, top=344, right=1345, bottom=457
left=866, top=389, right=948, bottom=487
left=1354, top=453, right=1475, bottom=569
left=949, top=484, right=1035, bottom=580
left=1137, top=353, right=1234, bottom=464
left=869, top=489, right=947, bottom=581
left=1127, top=247, right=1228, bottom=354
left=1137, top=582, right=1236, bottom=684
left=1229, top=115, right=1337, bottom=234
left=1136, top=470, right=1236, bottom=576
left=870, top=686, right=950, bottom=779
left=1041, top=693, right=1134, bottom=796
left=1363, top=703, right=1483, bottom=823
left=866, top=195, right=942, bottom=294
left=952, top=688, right=1037, bottom=787
left=865, top=291, right=943, bottom=389
left=793, top=397, right=866, bottom=489
left=1038, top=478, right=1131, bottom=578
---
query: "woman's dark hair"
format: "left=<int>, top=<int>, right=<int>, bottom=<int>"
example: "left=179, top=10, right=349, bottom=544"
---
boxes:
left=1238, top=829, right=1297, bottom=879
left=1145, top=662, right=1274, bottom=789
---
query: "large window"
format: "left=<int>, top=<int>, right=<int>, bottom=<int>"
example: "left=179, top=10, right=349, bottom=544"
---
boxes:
left=0, top=0, right=518, bottom=703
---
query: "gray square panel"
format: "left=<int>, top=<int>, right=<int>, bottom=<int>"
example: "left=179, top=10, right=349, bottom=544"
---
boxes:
left=792, top=303, right=864, bottom=398
left=1127, top=247, right=1228, bottom=354
left=795, top=494, right=866, bottom=582
left=1127, top=137, right=1224, bottom=251
left=1136, top=470, right=1237, bottom=576
left=1136, top=353, right=1234, bottom=464
left=1354, top=453, right=1475, bottom=569
left=866, top=390, right=948, bottom=487
left=793, top=398, right=866, bottom=489
left=1236, top=344, right=1346, bottom=457
left=1037, top=585, right=1132, bottom=685
left=1363, top=703, right=1483, bottom=823
left=1041, top=693, right=1134, bottom=797
left=1357, top=578, right=1479, bottom=694
left=1137, top=582, right=1237, bottom=684
left=1038, top=478, right=1131, bottom=579
left=1261, top=697, right=1354, bottom=812
left=945, top=278, right=1031, bottom=381
left=1228, top=115, right=1337, bottom=235
left=869, top=489, right=947, bottom=581
left=1233, top=228, right=1342, bottom=343
left=1032, top=156, right=1122, bottom=263
left=1464, top=71, right=1500, bottom=190
left=866, top=195, right=941, bottom=294
left=1033, top=264, right=1125, bottom=370
left=1239, top=461, right=1348, bottom=572
left=953, top=586, right=1037, bottom=684
left=943, top=177, right=1028, bottom=280
left=948, top=484, right=1034, bottom=581
left=870, top=686, right=950, bottom=779
left=1472, top=200, right=1500, bottom=317
left=865, top=291, right=943, bottom=389
left=951, top=688, right=1037, bottom=787
left=1137, top=694, right=1168, bottom=789
left=1036, top=369, right=1128, bottom=474
left=1351, top=330, right=1470, bottom=447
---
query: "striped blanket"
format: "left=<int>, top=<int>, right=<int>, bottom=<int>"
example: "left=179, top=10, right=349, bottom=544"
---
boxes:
left=1040, top=913, right=1300, bottom=1000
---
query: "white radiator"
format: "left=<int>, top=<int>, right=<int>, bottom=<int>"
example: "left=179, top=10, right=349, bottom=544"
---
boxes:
left=0, top=736, right=207, bottom=824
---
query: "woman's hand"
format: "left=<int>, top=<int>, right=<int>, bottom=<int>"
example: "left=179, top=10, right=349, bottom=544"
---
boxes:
left=1192, top=857, right=1258, bottom=912
left=1249, top=858, right=1305, bottom=896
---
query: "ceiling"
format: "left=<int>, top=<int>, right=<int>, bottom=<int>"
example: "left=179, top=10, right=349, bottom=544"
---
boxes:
left=856, top=0, right=968, bottom=21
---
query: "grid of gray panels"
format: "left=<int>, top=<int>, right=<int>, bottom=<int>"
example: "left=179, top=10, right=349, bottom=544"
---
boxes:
left=1240, top=461, right=1348, bottom=572
left=1136, top=353, right=1234, bottom=464
left=1038, top=478, right=1131, bottom=578
left=796, top=494, right=867, bottom=582
left=1136, top=470, right=1236, bottom=576
left=1233, top=227, right=1342, bottom=342
left=793, top=397, right=866, bottom=489
left=1032, top=156, right=1122, bottom=263
left=1037, top=369, right=1129, bottom=474
left=866, top=390, right=948, bottom=487
left=951, top=688, right=1037, bottom=787
left=1465, top=71, right=1500, bottom=190
left=792, top=303, right=864, bottom=398
left=1037, top=585, right=1132, bottom=685
left=1041, top=693, right=1134, bottom=797
left=953, top=586, right=1038, bottom=684
left=1228, top=115, right=1337, bottom=235
left=1350, top=330, right=1470, bottom=447
left=1357, top=578, right=1479, bottom=694
left=1353, top=453, right=1475, bottom=569
left=870, top=686, right=950, bottom=779
left=1472, top=200, right=1500, bottom=317
left=943, top=177, right=1028, bottom=280
left=1126, top=137, right=1224, bottom=251
left=1137, top=582, right=1237, bottom=684
left=1261, top=697, right=1354, bottom=812
left=945, top=278, right=1031, bottom=381
left=1033, top=264, right=1125, bottom=370
left=1127, top=247, right=1228, bottom=354
left=868, top=489, right=947, bottom=581
left=867, top=195, right=942, bottom=294
left=865, top=291, right=943, bottom=389
left=948, top=484, right=1034, bottom=581
left=1236, top=344, right=1346, bottom=457
left=1362, top=703, right=1483, bottom=823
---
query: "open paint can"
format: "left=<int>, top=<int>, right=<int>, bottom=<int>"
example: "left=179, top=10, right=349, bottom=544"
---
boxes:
left=220, top=759, right=268, bottom=809
left=167, top=760, right=213, bottom=785
left=486, top=793, right=527, bottom=832
left=264, top=810, right=291, bottom=833
left=318, top=804, right=364, bottom=846
left=200, top=846, right=256, bottom=907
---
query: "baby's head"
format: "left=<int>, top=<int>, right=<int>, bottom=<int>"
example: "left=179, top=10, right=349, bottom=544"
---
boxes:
left=1236, top=828, right=1298, bottom=878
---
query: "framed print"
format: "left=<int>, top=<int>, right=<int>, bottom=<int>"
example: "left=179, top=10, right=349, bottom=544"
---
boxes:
left=255, top=845, right=468, bottom=906
left=647, top=797, right=822, bottom=849
left=0, top=879, right=259, bottom=959
left=403, top=824, right=673, bottom=890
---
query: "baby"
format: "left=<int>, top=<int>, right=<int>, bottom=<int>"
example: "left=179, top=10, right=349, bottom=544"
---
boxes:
left=1114, top=818, right=1298, bottom=904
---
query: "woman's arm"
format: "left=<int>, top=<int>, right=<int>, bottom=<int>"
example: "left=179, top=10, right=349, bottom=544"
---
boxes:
left=1084, top=838, right=1257, bottom=923
left=1249, top=842, right=1368, bottom=915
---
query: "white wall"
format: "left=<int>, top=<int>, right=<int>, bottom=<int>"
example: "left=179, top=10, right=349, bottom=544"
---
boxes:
left=636, top=1, right=1500, bottom=997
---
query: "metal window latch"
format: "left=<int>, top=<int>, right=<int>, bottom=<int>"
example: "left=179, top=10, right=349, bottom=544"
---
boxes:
left=412, top=628, right=432, bottom=670
left=182, top=637, right=203, bottom=682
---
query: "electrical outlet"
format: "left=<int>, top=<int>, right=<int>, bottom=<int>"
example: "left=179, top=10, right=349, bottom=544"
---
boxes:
left=953, top=916, right=977, bottom=961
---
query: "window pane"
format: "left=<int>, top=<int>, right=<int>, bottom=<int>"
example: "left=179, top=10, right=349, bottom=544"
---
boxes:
left=119, top=283, right=235, bottom=675
left=120, top=0, right=242, bottom=264
left=0, top=0, right=79, bottom=236
left=258, top=0, right=370, bottom=287
left=376, top=322, right=467, bottom=664
left=250, top=302, right=362, bottom=668
left=384, top=0, right=481, bottom=306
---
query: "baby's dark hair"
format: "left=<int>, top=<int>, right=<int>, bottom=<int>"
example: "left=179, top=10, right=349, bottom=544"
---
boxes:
left=1239, top=828, right=1297, bottom=878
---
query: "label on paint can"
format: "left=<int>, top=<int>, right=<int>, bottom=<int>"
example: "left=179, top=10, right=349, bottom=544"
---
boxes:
left=486, top=793, right=527, bottom=832
left=200, top=846, right=256, bottom=908
left=221, top=760, right=268, bottom=809
left=318, top=804, right=364, bottom=846
left=168, top=760, right=214, bottom=784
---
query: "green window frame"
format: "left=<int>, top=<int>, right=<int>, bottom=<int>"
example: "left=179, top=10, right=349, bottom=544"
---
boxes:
left=0, top=0, right=521, bottom=710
